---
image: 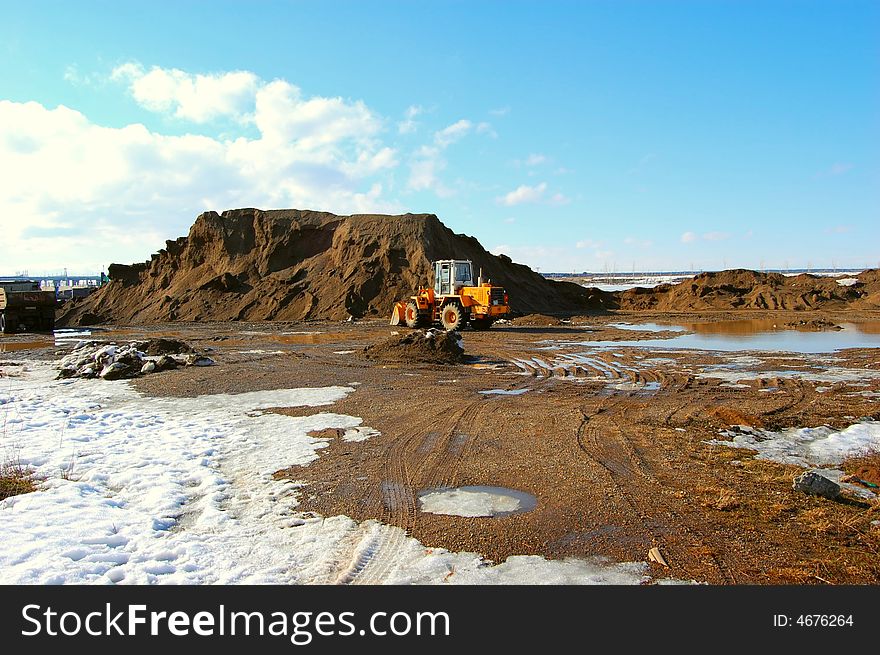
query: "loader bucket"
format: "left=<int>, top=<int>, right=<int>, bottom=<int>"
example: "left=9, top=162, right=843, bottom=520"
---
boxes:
left=389, top=301, right=407, bottom=326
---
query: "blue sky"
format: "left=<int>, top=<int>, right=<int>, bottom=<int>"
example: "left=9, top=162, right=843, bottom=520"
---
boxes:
left=1, top=0, right=877, bottom=275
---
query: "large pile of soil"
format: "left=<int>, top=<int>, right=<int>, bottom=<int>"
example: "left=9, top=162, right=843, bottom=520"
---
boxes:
left=613, top=269, right=880, bottom=312
left=363, top=329, right=464, bottom=364
left=59, top=209, right=606, bottom=326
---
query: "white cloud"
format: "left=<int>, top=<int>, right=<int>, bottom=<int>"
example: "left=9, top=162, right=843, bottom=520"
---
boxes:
left=434, top=119, right=472, bottom=147
left=525, top=153, right=547, bottom=166
left=576, top=239, right=602, bottom=249
left=489, top=107, right=510, bottom=117
left=398, top=104, right=422, bottom=134
left=497, top=182, right=547, bottom=206
left=0, top=64, right=403, bottom=273
left=406, top=119, right=481, bottom=196
left=63, top=64, right=103, bottom=88
left=503, top=217, right=516, bottom=224
left=681, top=231, right=698, bottom=244
left=112, top=63, right=260, bottom=123
left=475, top=121, right=497, bottom=138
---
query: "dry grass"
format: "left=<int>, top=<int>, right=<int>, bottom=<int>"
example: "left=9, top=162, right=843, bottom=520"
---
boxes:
left=0, top=457, right=38, bottom=501
left=699, top=485, right=741, bottom=511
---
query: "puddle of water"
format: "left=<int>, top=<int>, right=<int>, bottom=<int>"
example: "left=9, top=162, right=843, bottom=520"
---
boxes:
left=274, top=332, right=363, bottom=345
left=609, top=322, right=685, bottom=333
left=554, top=321, right=880, bottom=353
left=418, top=485, right=537, bottom=517
left=479, top=388, right=529, bottom=396
left=0, top=339, right=52, bottom=352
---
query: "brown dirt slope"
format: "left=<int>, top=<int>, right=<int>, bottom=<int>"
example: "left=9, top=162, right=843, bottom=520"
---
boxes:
left=615, top=269, right=880, bottom=311
left=59, top=209, right=607, bottom=325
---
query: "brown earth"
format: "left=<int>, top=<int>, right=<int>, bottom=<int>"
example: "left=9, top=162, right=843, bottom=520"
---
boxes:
left=510, top=313, right=563, bottom=326
left=15, top=310, right=877, bottom=584
left=615, top=269, right=880, bottom=312
left=57, top=207, right=879, bottom=331
left=363, top=329, right=464, bottom=365
left=58, top=209, right=605, bottom=326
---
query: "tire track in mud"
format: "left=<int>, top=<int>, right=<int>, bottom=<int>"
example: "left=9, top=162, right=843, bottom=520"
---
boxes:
left=336, top=399, right=483, bottom=584
left=574, top=394, right=737, bottom=584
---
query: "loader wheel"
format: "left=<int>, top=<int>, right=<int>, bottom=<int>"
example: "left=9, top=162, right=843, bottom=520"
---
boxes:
left=470, top=318, right=493, bottom=331
left=440, top=302, right=464, bottom=331
left=404, top=301, right=421, bottom=329
left=0, top=313, right=13, bottom=334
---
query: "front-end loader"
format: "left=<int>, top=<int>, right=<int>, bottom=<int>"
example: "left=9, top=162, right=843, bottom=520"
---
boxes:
left=390, top=260, right=509, bottom=331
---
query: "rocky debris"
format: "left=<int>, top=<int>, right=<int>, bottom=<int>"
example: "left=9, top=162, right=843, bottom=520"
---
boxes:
left=143, top=338, right=194, bottom=355
left=362, top=328, right=465, bottom=365
left=56, top=339, right=213, bottom=380
left=56, top=208, right=606, bottom=327
left=793, top=471, right=841, bottom=500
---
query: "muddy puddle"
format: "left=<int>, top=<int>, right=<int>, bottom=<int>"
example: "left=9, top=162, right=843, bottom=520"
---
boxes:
left=0, top=339, right=52, bottom=352
left=566, top=320, right=880, bottom=353
left=417, top=485, right=538, bottom=517
left=236, top=331, right=365, bottom=345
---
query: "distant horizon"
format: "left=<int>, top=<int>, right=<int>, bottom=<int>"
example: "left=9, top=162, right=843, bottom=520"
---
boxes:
left=2, top=265, right=871, bottom=282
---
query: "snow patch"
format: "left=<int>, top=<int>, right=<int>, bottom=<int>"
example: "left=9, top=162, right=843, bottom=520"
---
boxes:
left=418, top=486, right=537, bottom=518
left=707, top=421, right=880, bottom=468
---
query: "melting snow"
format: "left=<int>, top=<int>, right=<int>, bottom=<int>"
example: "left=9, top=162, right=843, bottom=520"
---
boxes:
left=418, top=486, right=537, bottom=518
left=707, top=421, right=880, bottom=468
left=1, top=362, right=658, bottom=585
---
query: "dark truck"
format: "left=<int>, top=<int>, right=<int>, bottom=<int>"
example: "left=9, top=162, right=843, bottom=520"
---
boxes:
left=0, top=280, right=56, bottom=333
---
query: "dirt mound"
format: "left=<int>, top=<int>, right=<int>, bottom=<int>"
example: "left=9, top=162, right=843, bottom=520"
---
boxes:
left=709, top=406, right=765, bottom=428
left=58, top=209, right=606, bottom=326
left=616, top=269, right=880, bottom=312
left=363, top=329, right=464, bottom=364
left=143, top=338, right=194, bottom=355
left=510, top=314, right=562, bottom=326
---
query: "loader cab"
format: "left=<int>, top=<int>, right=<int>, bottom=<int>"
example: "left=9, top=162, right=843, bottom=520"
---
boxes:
left=433, top=260, right=474, bottom=296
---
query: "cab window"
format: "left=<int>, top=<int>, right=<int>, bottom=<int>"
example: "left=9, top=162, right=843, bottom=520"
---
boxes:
left=454, top=263, right=471, bottom=282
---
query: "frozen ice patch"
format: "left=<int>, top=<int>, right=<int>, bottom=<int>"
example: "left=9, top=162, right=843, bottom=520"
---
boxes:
left=342, top=426, right=381, bottom=442
left=418, top=486, right=537, bottom=517
left=479, top=388, right=529, bottom=396
left=707, top=421, right=880, bottom=468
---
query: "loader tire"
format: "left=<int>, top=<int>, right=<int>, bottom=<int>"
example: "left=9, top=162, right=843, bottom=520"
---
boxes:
left=404, top=301, right=421, bottom=329
left=440, top=302, right=464, bottom=331
left=1, top=313, right=16, bottom=334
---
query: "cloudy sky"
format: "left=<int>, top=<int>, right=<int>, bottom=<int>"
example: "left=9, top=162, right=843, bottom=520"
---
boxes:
left=1, top=1, right=877, bottom=275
